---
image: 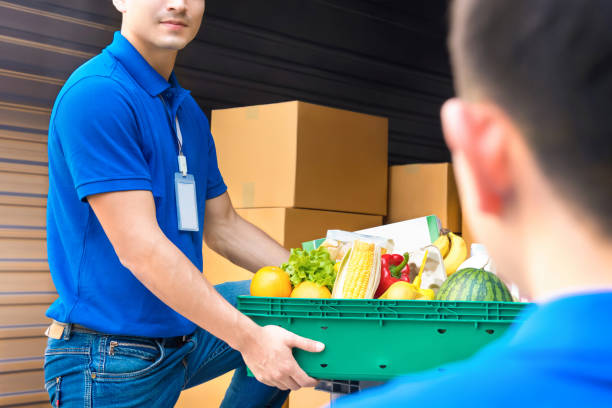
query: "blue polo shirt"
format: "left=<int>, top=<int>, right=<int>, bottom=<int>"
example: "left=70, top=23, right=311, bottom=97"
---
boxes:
left=336, top=292, right=612, bottom=407
left=46, top=32, right=227, bottom=337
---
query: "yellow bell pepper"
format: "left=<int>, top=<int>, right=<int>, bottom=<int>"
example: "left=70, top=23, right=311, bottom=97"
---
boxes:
left=415, top=288, right=435, bottom=300
left=412, top=249, right=435, bottom=300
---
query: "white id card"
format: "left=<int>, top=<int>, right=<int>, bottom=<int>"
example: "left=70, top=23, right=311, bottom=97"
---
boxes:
left=174, top=173, right=199, bottom=231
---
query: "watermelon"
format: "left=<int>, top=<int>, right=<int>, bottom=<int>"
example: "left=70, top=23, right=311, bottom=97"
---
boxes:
left=436, top=268, right=513, bottom=302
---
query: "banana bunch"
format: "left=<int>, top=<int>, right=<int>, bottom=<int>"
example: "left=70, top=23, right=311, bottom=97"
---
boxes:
left=433, top=231, right=468, bottom=276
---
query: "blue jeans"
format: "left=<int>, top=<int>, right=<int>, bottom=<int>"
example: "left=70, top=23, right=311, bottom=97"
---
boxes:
left=43, top=280, right=289, bottom=407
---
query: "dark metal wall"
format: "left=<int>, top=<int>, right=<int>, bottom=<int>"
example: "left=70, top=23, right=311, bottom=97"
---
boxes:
left=187, top=0, right=454, bottom=163
left=0, top=1, right=451, bottom=404
left=2, top=0, right=453, bottom=164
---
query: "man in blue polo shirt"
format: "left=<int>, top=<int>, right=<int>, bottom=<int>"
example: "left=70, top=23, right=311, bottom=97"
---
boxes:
left=44, top=1, right=323, bottom=407
left=337, top=0, right=612, bottom=406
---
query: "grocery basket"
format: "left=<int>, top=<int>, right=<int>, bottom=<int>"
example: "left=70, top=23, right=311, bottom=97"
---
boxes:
left=238, top=296, right=531, bottom=381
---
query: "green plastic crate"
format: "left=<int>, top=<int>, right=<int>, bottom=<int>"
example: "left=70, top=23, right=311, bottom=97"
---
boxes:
left=237, top=296, right=531, bottom=381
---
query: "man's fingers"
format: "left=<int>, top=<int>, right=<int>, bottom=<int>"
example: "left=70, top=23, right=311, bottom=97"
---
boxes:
left=273, top=376, right=296, bottom=391
left=288, top=333, right=325, bottom=353
left=248, top=327, right=323, bottom=392
left=283, top=376, right=301, bottom=391
left=291, top=364, right=318, bottom=388
left=285, top=332, right=322, bottom=388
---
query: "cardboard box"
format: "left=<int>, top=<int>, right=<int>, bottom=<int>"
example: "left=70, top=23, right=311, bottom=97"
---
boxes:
left=203, top=208, right=382, bottom=284
left=387, top=163, right=461, bottom=232
left=176, top=372, right=325, bottom=408
left=211, top=101, right=389, bottom=215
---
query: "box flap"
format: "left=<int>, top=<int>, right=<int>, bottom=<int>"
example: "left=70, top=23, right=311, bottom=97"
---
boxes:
left=356, top=215, right=441, bottom=253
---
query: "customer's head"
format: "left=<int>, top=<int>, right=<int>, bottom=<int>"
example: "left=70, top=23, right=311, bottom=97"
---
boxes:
left=112, top=0, right=205, bottom=51
left=443, top=0, right=612, bottom=296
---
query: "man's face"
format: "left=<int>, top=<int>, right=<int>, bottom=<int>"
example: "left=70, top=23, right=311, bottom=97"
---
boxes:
left=114, top=0, right=205, bottom=51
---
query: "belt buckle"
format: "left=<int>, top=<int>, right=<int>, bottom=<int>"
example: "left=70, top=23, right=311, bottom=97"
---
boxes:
left=45, top=321, right=66, bottom=340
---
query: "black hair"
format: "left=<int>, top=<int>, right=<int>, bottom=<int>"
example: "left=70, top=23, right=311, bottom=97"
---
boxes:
left=449, top=0, right=612, bottom=231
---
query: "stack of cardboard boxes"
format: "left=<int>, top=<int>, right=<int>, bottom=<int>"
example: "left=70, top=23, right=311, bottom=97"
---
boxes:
left=202, top=101, right=389, bottom=285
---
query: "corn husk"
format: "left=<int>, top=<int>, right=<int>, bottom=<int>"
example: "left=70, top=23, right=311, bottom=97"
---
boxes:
left=331, top=239, right=382, bottom=299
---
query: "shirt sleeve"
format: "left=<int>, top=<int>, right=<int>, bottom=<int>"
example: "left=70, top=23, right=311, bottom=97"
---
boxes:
left=53, top=76, right=153, bottom=201
left=205, top=122, right=227, bottom=200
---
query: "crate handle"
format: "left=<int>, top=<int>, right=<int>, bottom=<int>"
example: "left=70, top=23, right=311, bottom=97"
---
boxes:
left=320, top=364, right=328, bottom=368
left=437, top=329, right=447, bottom=334
left=320, top=326, right=328, bottom=330
left=379, top=365, right=387, bottom=369
left=485, top=329, right=495, bottom=334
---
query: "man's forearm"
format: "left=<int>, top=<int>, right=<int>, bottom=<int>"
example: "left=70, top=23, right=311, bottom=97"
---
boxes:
left=126, top=231, right=257, bottom=351
left=208, top=213, right=290, bottom=272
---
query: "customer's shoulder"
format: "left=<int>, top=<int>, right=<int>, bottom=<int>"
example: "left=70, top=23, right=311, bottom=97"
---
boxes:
left=336, top=342, right=612, bottom=407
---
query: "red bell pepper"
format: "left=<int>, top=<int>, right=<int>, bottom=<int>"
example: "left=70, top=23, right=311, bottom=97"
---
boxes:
left=375, top=253, right=410, bottom=298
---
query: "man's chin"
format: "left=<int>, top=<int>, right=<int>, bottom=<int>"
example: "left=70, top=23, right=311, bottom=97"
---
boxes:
left=156, top=38, right=190, bottom=51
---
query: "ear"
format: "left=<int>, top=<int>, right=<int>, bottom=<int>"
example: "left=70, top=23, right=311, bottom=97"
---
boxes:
left=441, top=98, right=513, bottom=216
left=112, top=0, right=127, bottom=13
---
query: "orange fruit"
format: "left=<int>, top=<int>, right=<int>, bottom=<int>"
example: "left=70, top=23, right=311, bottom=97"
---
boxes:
left=290, top=281, right=331, bottom=299
left=250, top=266, right=292, bottom=297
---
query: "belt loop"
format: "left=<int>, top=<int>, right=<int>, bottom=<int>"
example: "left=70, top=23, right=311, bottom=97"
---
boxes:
left=62, top=323, right=73, bottom=340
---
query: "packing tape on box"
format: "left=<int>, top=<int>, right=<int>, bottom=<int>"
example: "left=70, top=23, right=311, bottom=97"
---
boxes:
left=242, top=182, right=255, bottom=207
left=402, top=165, right=420, bottom=174
left=245, top=106, right=259, bottom=120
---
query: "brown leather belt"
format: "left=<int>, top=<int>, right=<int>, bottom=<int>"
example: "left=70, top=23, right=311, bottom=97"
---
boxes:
left=46, top=320, right=192, bottom=347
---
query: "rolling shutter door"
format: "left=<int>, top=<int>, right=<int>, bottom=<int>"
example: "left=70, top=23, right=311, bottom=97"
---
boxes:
left=0, top=1, right=115, bottom=405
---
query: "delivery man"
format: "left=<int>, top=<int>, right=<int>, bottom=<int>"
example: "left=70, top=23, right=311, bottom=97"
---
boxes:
left=336, top=0, right=612, bottom=406
left=43, top=0, right=324, bottom=406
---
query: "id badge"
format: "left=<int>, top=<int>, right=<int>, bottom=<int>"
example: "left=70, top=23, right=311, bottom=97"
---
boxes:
left=174, top=172, right=199, bottom=232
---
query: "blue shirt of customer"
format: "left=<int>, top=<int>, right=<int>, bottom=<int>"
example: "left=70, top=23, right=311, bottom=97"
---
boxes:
left=335, top=292, right=612, bottom=407
left=46, top=32, right=227, bottom=337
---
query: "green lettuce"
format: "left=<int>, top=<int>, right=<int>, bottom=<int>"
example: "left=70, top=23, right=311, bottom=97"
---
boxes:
left=281, top=247, right=336, bottom=291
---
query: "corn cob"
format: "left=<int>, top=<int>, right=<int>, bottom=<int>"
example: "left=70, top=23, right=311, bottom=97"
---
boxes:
left=332, top=239, right=381, bottom=299
left=342, top=241, right=375, bottom=298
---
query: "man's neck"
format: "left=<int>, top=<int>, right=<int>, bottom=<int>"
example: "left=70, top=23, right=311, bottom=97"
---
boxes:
left=522, top=200, right=612, bottom=303
left=121, top=29, right=177, bottom=80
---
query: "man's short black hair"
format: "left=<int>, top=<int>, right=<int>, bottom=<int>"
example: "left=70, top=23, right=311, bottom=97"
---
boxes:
left=450, top=0, right=612, bottom=231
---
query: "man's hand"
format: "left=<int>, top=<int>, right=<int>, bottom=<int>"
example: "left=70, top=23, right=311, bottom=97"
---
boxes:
left=239, top=325, right=325, bottom=390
